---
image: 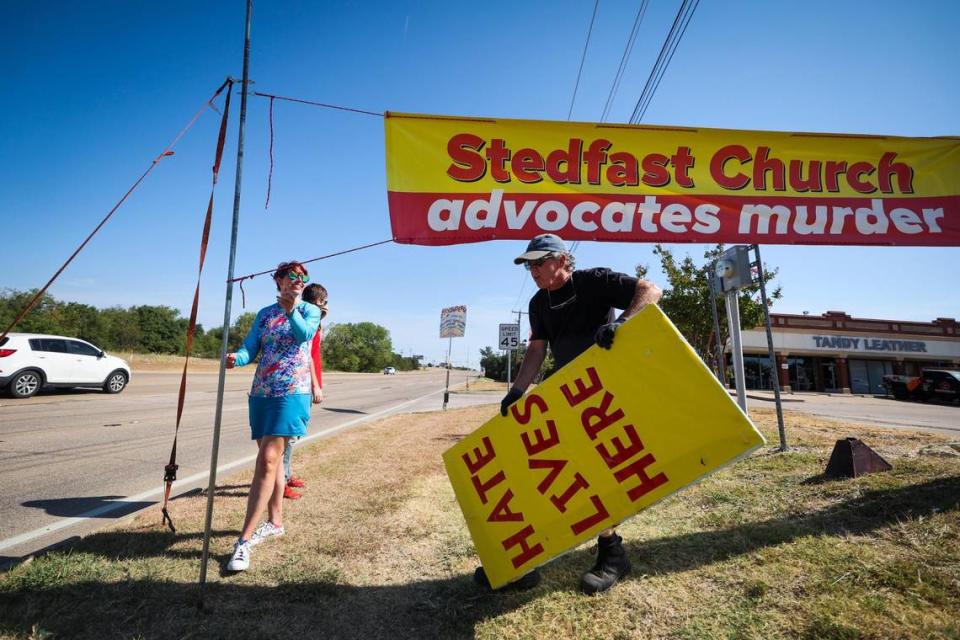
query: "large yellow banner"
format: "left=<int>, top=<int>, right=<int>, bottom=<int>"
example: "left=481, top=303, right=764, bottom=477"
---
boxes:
left=442, top=305, right=765, bottom=589
left=386, top=113, right=960, bottom=246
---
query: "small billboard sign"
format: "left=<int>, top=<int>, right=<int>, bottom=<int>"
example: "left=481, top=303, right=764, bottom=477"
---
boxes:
left=440, top=305, right=467, bottom=338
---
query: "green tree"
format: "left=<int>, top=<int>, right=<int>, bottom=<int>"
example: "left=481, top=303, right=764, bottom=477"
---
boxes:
left=479, top=346, right=506, bottom=381
left=389, top=353, right=422, bottom=371
left=133, top=305, right=183, bottom=353
left=479, top=343, right=554, bottom=383
left=196, top=311, right=258, bottom=358
left=99, top=307, right=142, bottom=351
left=0, top=289, right=64, bottom=335
left=322, top=322, right=393, bottom=372
left=231, top=312, right=257, bottom=348
left=194, top=326, right=223, bottom=359
left=638, top=244, right=782, bottom=372
left=62, top=302, right=108, bottom=346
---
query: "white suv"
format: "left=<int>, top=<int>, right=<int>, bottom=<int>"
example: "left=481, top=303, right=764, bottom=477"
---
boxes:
left=0, top=333, right=131, bottom=398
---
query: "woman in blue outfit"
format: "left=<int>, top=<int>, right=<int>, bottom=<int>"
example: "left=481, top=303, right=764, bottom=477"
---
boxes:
left=225, top=260, right=321, bottom=571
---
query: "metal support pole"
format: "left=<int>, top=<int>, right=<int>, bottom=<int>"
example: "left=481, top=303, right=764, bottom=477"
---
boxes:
left=198, top=0, right=252, bottom=607
left=724, top=291, right=747, bottom=412
left=753, top=244, right=787, bottom=451
left=510, top=309, right=528, bottom=387
left=442, top=336, right=452, bottom=410
left=708, top=272, right=725, bottom=382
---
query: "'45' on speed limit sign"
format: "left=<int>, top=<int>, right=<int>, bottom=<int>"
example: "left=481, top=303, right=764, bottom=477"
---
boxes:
left=499, top=323, right=520, bottom=351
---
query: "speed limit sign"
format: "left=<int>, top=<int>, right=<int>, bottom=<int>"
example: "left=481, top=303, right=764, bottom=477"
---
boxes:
left=499, top=323, right=520, bottom=351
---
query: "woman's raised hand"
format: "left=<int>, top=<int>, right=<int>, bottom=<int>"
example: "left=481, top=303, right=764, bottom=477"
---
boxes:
left=225, top=353, right=237, bottom=368
left=277, top=290, right=300, bottom=313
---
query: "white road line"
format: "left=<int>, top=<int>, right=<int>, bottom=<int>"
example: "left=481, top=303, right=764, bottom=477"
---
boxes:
left=0, top=385, right=451, bottom=553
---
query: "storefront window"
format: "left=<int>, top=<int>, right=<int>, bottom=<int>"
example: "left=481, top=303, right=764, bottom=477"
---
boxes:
left=787, top=357, right=816, bottom=392
left=818, top=359, right=839, bottom=391
left=849, top=359, right=893, bottom=394
left=742, top=355, right=774, bottom=390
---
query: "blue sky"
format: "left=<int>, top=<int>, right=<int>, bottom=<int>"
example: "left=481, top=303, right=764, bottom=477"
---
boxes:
left=1, top=1, right=958, bottom=367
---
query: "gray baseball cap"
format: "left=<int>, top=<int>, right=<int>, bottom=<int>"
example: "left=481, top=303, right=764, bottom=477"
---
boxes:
left=513, top=234, right=567, bottom=264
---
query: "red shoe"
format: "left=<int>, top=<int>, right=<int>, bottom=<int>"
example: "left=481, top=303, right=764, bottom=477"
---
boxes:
left=283, top=486, right=302, bottom=500
left=287, top=476, right=306, bottom=489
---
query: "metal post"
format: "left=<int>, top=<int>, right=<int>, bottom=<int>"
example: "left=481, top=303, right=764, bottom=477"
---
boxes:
left=753, top=244, right=787, bottom=451
left=442, top=336, right=452, bottom=410
left=724, top=291, right=747, bottom=412
left=510, top=309, right=528, bottom=387
left=198, top=0, right=252, bottom=607
left=708, top=270, right=725, bottom=382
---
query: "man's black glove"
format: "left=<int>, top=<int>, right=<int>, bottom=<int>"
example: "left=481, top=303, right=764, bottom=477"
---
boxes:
left=594, top=320, right=624, bottom=349
left=500, top=387, right=523, bottom=416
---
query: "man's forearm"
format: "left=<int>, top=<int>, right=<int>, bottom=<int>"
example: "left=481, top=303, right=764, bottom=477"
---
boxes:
left=512, top=341, right=547, bottom=391
left=619, top=279, right=663, bottom=321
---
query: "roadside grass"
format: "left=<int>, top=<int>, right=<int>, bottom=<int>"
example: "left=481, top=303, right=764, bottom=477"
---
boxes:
left=116, top=352, right=223, bottom=373
left=1, top=407, right=958, bottom=639
left=453, top=377, right=508, bottom=393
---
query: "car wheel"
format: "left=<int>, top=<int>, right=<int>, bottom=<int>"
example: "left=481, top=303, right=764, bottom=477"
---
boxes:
left=103, top=370, right=128, bottom=394
left=10, top=370, right=42, bottom=398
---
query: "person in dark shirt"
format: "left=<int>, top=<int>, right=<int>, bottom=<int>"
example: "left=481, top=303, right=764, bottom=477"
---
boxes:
left=482, top=233, right=662, bottom=595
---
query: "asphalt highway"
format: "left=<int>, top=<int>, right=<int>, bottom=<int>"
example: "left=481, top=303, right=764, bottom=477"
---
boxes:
left=0, top=368, right=478, bottom=566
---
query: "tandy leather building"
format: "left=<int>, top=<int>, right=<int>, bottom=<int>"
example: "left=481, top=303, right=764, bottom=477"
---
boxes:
left=733, top=311, right=960, bottom=394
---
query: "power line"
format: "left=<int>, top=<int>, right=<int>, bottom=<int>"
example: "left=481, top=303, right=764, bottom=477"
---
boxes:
left=634, top=0, right=699, bottom=123
left=251, top=91, right=382, bottom=118
left=575, top=0, right=697, bottom=253
left=512, top=272, right=531, bottom=314
left=567, top=0, right=601, bottom=121
left=521, top=1, right=602, bottom=299
left=629, top=0, right=700, bottom=124
left=630, top=0, right=691, bottom=123
left=600, top=0, right=651, bottom=123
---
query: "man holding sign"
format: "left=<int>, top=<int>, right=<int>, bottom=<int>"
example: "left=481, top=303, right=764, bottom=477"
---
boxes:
left=474, top=233, right=662, bottom=594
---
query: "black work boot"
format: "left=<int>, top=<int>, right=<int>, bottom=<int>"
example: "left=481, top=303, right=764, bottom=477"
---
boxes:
left=580, top=533, right=631, bottom=595
left=473, top=566, right=541, bottom=592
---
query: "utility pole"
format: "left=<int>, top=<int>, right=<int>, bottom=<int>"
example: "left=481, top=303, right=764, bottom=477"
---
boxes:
left=199, top=0, right=252, bottom=608
left=752, top=244, right=787, bottom=451
left=443, top=336, right=452, bottom=410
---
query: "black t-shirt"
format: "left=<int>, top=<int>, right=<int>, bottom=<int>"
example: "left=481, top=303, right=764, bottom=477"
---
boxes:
left=528, top=267, right=638, bottom=369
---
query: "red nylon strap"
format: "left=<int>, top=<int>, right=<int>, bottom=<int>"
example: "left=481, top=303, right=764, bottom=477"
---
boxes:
left=161, top=80, right=234, bottom=532
left=265, top=96, right=275, bottom=209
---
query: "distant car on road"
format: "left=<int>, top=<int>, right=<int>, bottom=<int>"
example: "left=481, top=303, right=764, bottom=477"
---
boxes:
left=0, top=333, right=131, bottom=398
left=383, top=366, right=397, bottom=375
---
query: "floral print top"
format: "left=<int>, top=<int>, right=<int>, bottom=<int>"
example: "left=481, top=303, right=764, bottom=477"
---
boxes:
left=234, top=302, right=321, bottom=397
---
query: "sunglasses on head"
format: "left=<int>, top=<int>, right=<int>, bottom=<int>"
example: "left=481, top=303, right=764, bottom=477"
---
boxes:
left=524, top=255, right=555, bottom=270
left=285, top=272, right=309, bottom=283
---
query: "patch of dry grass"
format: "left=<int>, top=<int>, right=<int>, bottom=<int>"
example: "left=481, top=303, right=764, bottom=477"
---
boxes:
left=115, top=351, right=224, bottom=372
left=1, top=407, right=958, bottom=639
left=452, top=377, right=508, bottom=393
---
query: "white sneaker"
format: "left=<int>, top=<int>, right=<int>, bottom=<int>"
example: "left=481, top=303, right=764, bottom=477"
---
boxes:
left=227, top=540, right=251, bottom=571
left=249, top=521, right=285, bottom=547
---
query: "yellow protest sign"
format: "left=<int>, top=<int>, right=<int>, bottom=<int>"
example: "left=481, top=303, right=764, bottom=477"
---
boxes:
left=443, top=305, right=765, bottom=589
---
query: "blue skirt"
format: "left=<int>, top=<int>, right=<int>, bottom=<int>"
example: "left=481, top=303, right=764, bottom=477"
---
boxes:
left=248, top=394, right=311, bottom=440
